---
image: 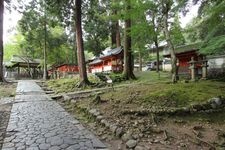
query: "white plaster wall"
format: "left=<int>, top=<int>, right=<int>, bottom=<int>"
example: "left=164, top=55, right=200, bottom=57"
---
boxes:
left=103, top=66, right=112, bottom=72
left=208, top=57, right=225, bottom=69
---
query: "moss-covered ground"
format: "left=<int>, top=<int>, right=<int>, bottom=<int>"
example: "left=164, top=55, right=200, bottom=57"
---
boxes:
left=49, top=71, right=225, bottom=149
left=0, top=83, right=16, bottom=98
left=47, top=74, right=103, bottom=93
left=47, top=71, right=225, bottom=107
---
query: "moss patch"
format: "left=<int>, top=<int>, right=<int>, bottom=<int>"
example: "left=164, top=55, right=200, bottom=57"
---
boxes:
left=101, top=80, right=225, bottom=108
left=0, top=83, right=16, bottom=98
left=47, top=74, right=103, bottom=93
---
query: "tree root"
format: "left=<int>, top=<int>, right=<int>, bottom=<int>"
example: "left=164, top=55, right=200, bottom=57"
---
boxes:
left=164, top=130, right=168, bottom=141
left=76, top=80, right=93, bottom=88
left=185, top=133, right=216, bottom=149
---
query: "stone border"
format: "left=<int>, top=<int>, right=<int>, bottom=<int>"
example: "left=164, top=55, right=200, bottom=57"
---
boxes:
left=74, top=105, right=143, bottom=149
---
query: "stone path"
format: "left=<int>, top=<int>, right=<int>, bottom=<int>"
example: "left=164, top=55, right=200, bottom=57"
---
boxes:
left=2, top=80, right=107, bottom=150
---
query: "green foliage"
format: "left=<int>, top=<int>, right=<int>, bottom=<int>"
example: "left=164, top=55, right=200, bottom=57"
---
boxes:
left=83, top=1, right=109, bottom=56
left=185, top=0, right=225, bottom=54
left=170, top=15, right=185, bottom=46
left=47, top=78, right=80, bottom=93
left=201, top=35, right=225, bottom=55
left=4, top=34, right=24, bottom=61
left=130, top=0, right=153, bottom=55
left=183, top=17, right=202, bottom=43
left=109, top=73, right=126, bottom=82
left=17, top=0, right=74, bottom=65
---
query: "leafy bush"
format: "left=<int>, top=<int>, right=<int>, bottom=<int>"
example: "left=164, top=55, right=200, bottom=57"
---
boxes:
left=95, top=72, right=125, bottom=83
left=109, top=73, right=126, bottom=82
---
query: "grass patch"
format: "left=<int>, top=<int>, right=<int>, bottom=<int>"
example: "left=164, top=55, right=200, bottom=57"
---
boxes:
left=134, top=71, right=171, bottom=83
left=101, top=80, right=225, bottom=108
left=143, top=81, right=225, bottom=107
left=47, top=74, right=103, bottom=93
left=47, top=78, right=79, bottom=93
left=48, top=71, right=225, bottom=108
left=0, top=83, right=16, bottom=98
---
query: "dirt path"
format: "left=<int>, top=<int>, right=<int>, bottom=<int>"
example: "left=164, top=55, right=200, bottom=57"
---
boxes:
left=0, top=99, right=13, bottom=149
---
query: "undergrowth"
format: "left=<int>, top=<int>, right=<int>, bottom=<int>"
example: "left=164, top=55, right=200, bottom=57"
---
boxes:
left=47, top=74, right=102, bottom=93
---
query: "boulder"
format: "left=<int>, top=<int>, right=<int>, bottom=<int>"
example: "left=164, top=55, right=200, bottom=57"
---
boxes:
left=115, top=127, right=124, bottom=137
left=109, top=124, right=118, bottom=134
left=89, top=109, right=98, bottom=115
left=208, top=97, right=223, bottom=108
left=214, top=98, right=222, bottom=105
left=96, top=115, right=104, bottom=121
left=135, top=146, right=146, bottom=150
left=63, top=95, right=72, bottom=101
left=126, top=140, right=137, bottom=149
left=122, top=131, right=133, bottom=142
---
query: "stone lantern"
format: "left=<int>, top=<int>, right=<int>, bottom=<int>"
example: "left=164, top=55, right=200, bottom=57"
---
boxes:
left=188, top=57, right=197, bottom=81
left=201, top=56, right=208, bottom=80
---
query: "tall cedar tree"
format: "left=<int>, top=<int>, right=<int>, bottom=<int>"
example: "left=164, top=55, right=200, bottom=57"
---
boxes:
left=43, top=4, right=48, bottom=80
left=152, top=11, right=160, bottom=73
left=111, top=0, right=121, bottom=48
left=75, top=0, right=90, bottom=86
left=0, top=0, right=3, bottom=82
left=161, top=0, right=178, bottom=83
left=123, top=0, right=135, bottom=80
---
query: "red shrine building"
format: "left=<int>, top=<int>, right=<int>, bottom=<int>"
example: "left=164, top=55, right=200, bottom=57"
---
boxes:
left=89, top=47, right=123, bottom=73
left=48, top=64, right=79, bottom=78
left=163, top=43, right=204, bottom=75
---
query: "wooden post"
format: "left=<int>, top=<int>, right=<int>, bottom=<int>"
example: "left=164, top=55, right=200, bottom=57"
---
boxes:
left=17, top=66, right=20, bottom=79
left=111, top=57, right=113, bottom=72
left=33, top=68, right=35, bottom=79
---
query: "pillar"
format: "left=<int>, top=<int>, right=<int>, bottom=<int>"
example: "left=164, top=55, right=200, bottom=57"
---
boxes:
left=17, top=66, right=20, bottom=79
left=176, top=59, right=180, bottom=81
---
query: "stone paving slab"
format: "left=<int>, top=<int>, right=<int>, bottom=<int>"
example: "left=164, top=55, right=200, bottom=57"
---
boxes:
left=2, top=80, right=107, bottom=150
left=15, top=95, right=52, bottom=102
left=16, top=80, right=44, bottom=94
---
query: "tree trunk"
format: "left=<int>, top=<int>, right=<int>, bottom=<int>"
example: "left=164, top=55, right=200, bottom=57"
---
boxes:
left=73, top=26, right=78, bottom=65
left=0, top=0, right=4, bottom=82
left=43, top=24, right=48, bottom=80
left=152, top=13, right=160, bottom=73
left=43, top=3, right=48, bottom=80
left=139, top=51, right=142, bottom=71
left=115, top=20, right=121, bottom=47
left=123, top=0, right=136, bottom=80
left=111, top=22, right=117, bottom=47
left=111, top=14, right=120, bottom=47
left=75, top=0, right=90, bottom=87
left=111, top=0, right=120, bottom=48
left=162, top=7, right=178, bottom=83
left=154, top=40, right=160, bottom=72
